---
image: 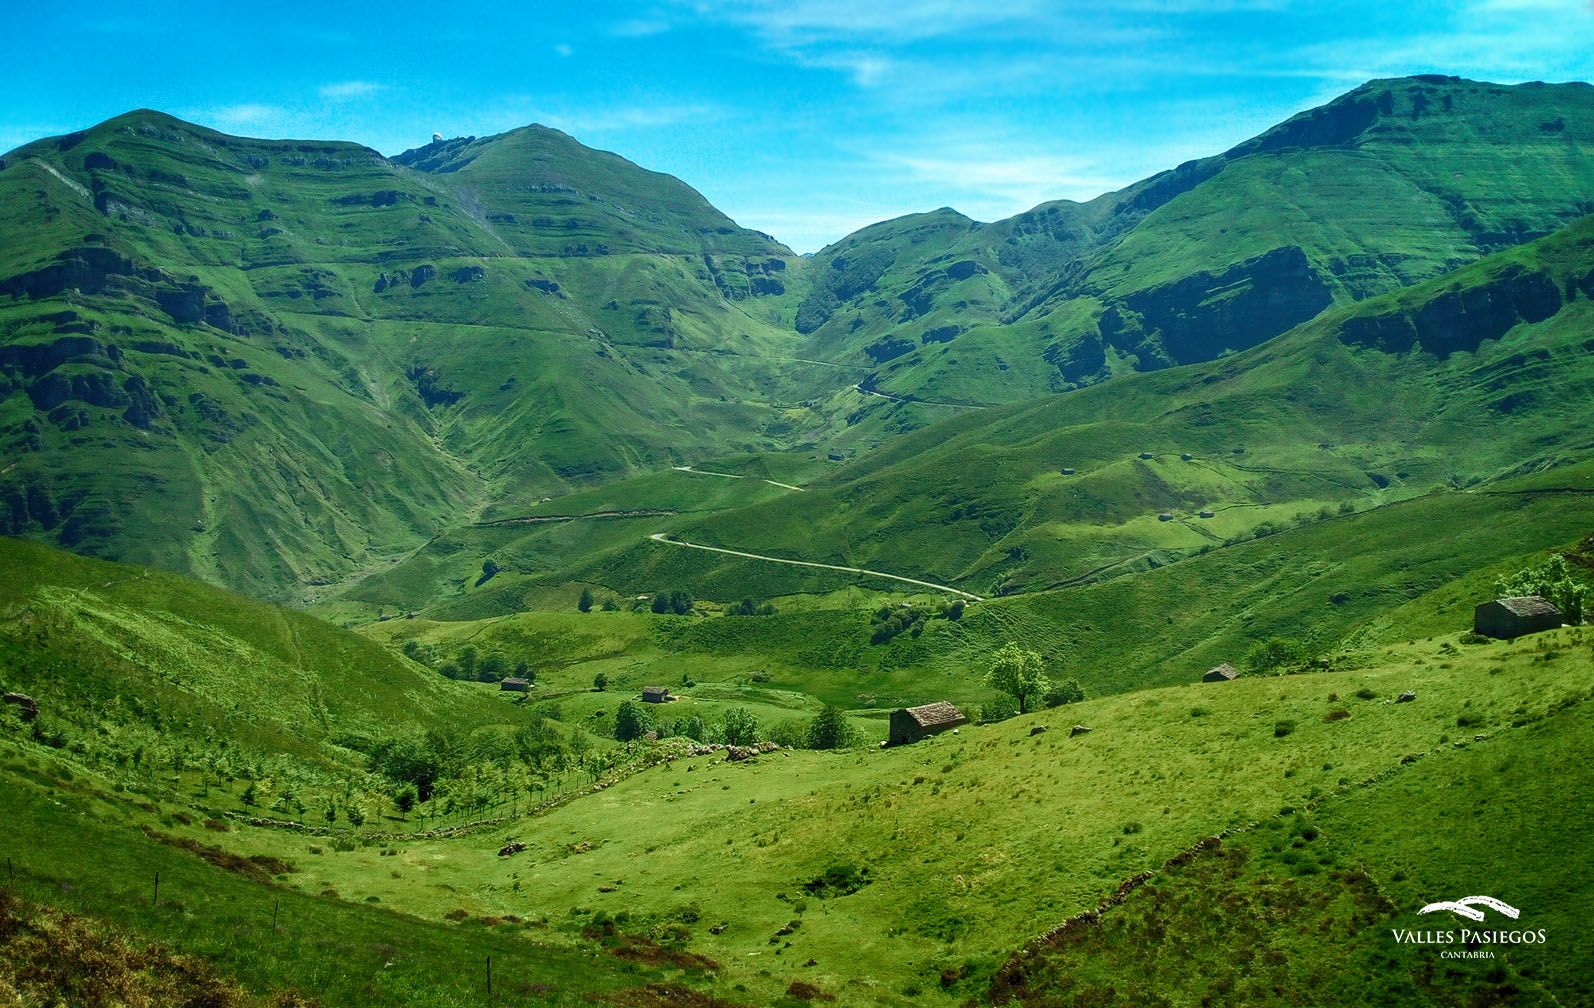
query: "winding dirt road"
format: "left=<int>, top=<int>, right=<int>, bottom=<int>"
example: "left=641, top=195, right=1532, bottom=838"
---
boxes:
left=672, top=465, right=805, bottom=492
left=648, top=533, right=984, bottom=600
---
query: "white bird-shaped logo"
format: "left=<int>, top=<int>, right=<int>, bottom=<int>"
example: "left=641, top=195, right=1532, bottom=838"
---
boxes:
left=1417, top=896, right=1521, bottom=922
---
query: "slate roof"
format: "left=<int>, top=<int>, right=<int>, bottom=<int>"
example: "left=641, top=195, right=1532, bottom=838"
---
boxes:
left=1494, top=596, right=1560, bottom=617
left=904, top=701, right=965, bottom=727
left=1204, top=663, right=1239, bottom=681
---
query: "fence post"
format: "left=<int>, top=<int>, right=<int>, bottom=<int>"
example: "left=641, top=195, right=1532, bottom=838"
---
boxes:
left=152, top=870, right=160, bottom=907
left=486, top=955, right=493, bottom=1000
left=272, top=897, right=279, bottom=931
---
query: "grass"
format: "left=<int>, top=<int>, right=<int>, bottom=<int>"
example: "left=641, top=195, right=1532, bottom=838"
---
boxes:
left=355, top=483, right=1594, bottom=719
left=998, top=690, right=1594, bottom=1006
left=5, top=617, right=1587, bottom=1006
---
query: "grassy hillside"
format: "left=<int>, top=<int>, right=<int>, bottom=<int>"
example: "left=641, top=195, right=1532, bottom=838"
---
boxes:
left=353, top=479, right=1594, bottom=724
left=0, top=110, right=808, bottom=601
left=6, top=613, right=1586, bottom=1006
left=6, top=77, right=1594, bottom=604
left=797, top=76, right=1594, bottom=414
left=637, top=211, right=1594, bottom=598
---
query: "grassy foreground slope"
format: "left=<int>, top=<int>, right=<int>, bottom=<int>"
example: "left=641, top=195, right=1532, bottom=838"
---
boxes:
left=2, top=536, right=1590, bottom=1006
left=9, top=625, right=1577, bottom=1007
left=994, top=698, right=1594, bottom=1008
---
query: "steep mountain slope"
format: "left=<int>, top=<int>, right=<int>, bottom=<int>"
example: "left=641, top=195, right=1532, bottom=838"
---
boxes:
left=646, top=211, right=1594, bottom=597
left=798, top=76, right=1594, bottom=416
left=0, top=536, right=518, bottom=766
left=0, top=111, right=806, bottom=600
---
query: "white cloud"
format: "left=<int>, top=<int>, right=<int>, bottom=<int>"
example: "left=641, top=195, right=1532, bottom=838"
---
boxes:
left=208, top=104, right=284, bottom=128
left=693, top=0, right=1045, bottom=44
left=319, top=80, right=384, bottom=101
left=878, top=147, right=1124, bottom=221
left=611, top=17, right=671, bottom=37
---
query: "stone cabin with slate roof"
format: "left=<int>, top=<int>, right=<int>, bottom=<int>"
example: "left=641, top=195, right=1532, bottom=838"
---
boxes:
left=499, top=677, right=531, bottom=692
left=641, top=686, right=672, bottom=703
left=1202, top=663, right=1239, bottom=683
left=1474, top=596, right=1562, bottom=640
left=888, top=701, right=967, bottom=746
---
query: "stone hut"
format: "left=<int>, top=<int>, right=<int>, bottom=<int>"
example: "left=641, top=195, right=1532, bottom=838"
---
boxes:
left=1473, top=596, right=1562, bottom=640
left=888, top=701, right=967, bottom=745
left=499, top=677, right=531, bottom=692
left=1202, top=663, right=1239, bottom=683
left=642, top=686, right=672, bottom=704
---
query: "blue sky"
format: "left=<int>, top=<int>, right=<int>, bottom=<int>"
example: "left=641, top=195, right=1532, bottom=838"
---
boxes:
left=3, top=1, right=1592, bottom=251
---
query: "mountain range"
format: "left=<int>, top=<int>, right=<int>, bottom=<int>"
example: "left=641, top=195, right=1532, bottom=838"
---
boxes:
left=4, top=75, right=1594, bottom=605
left=4, top=71, right=1594, bottom=1008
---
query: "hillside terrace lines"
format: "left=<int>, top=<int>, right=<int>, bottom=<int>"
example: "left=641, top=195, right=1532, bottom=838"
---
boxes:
left=648, top=532, right=984, bottom=600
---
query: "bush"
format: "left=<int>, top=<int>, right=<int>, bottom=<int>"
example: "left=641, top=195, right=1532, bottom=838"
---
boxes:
left=722, top=707, right=760, bottom=746
left=1273, top=720, right=1296, bottom=738
left=806, top=707, right=857, bottom=750
left=1248, top=637, right=1304, bottom=673
left=1043, top=679, right=1086, bottom=708
left=614, top=701, right=652, bottom=742
left=980, top=695, right=1019, bottom=724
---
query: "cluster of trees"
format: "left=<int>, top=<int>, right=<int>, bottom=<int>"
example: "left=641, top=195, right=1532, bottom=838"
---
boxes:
left=726, top=597, right=777, bottom=616
left=399, top=640, right=533, bottom=685
left=651, top=590, right=694, bottom=615
left=869, top=598, right=965, bottom=645
left=609, top=702, right=856, bottom=750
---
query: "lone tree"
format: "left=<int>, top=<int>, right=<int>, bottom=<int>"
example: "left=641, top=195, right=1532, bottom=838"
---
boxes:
left=578, top=587, right=594, bottom=613
left=985, top=644, right=1050, bottom=714
left=614, top=701, right=652, bottom=742
left=806, top=706, right=856, bottom=750
left=721, top=707, right=760, bottom=746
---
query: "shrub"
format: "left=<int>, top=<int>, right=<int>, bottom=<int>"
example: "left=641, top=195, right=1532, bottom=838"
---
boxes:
left=1274, top=720, right=1296, bottom=738
left=806, top=707, right=857, bottom=750
left=722, top=707, right=760, bottom=746
left=614, top=701, right=652, bottom=742
left=1043, top=679, right=1086, bottom=708
left=980, top=695, right=1020, bottom=724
